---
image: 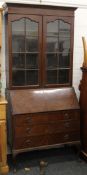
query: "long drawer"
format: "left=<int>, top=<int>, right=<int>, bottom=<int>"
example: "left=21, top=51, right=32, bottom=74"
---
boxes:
left=13, top=110, right=80, bottom=127
left=14, top=120, right=80, bottom=138
left=13, top=131, right=80, bottom=150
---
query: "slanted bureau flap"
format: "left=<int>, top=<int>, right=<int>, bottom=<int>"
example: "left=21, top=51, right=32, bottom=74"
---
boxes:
left=9, top=87, right=79, bottom=115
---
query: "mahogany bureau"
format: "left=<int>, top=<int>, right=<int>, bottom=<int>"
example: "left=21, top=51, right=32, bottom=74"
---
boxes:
left=7, top=87, right=80, bottom=156
left=4, top=3, right=80, bottom=156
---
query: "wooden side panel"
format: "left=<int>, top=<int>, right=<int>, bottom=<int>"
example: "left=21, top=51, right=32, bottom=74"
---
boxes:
left=0, top=124, right=2, bottom=163
left=0, top=97, right=9, bottom=174
left=0, top=121, right=7, bottom=166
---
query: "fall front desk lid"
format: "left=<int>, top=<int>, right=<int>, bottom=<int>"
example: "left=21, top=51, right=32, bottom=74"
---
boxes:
left=9, top=87, right=79, bottom=115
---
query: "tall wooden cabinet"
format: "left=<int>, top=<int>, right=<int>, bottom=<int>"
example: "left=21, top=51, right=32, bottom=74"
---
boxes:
left=0, top=97, right=9, bottom=174
left=79, top=67, right=87, bottom=159
left=4, top=3, right=80, bottom=156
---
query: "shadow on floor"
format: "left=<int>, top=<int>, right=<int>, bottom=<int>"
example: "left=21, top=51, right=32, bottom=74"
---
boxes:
left=7, top=146, right=87, bottom=175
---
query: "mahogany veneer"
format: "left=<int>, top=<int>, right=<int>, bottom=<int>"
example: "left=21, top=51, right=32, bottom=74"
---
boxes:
left=7, top=87, right=80, bottom=156
left=5, top=3, right=80, bottom=156
left=0, top=97, right=9, bottom=174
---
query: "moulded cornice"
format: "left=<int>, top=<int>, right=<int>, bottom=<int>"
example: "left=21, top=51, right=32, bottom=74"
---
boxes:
left=3, top=0, right=87, bottom=8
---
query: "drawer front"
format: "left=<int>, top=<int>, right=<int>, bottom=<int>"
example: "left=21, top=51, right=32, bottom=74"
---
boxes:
left=14, top=124, right=48, bottom=138
left=14, top=110, right=80, bottom=127
left=14, top=113, right=48, bottom=126
left=48, top=120, right=80, bottom=134
left=0, top=105, right=6, bottom=120
left=0, top=126, right=2, bottom=162
left=13, top=131, right=80, bottom=150
left=48, top=132, right=80, bottom=145
left=14, top=120, right=80, bottom=138
left=13, top=135, right=48, bottom=149
left=48, top=110, right=80, bottom=122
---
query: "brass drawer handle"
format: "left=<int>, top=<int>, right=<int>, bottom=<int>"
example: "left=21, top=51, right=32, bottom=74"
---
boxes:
left=64, top=122, right=70, bottom=128
left=25, top=139, right=31, bottom=143
left=25, top=117, right=32, bottom=122
left=64, top=134, right=69, bottom=140
left=64, top=113, right=71, bottom=119
left=64, top=113, right=69, bottom=117
left=26, top=128, right=31, bottom=133
left=26, top=128, right=31, bottom=131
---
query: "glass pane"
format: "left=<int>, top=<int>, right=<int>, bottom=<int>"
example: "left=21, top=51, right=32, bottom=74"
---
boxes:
left=26, top=19, right=38, bottom=36
left=59, top=20, right=70, bottom=31
left=12, top=18, right=25, bottom=52
left=47, top=37, right=58, bottom=52
left=12, top=36, right=25, bottom=53
left=26, top=53, right=38, bottom=69
left=58, top=69, right=69, bottom=84
left=59, top=52, right=70, bottom=68
left=59, top=31, right=70, bottom=38
left=46, top=54, right=58, bottom=69
left=12, top=53, right=25, bottom=68
left=59, top=20, right=70, bottom=39
left=59, top=37, right=70, bottom=52
left=47, top=20, right=58, bottom=36
left=12, top=18, right=25, bottom=35
left=26, top=37, right=38, bottom=52
left=26, top=70, right=38, bottom=85
left=12, top=70, right=25, bottom=86
left=46, top=70, right=57, bottom=84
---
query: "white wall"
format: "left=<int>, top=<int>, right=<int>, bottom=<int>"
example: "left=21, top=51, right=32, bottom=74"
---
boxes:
left=0, top=0, right=87, bottom=99
left=0, top=16, right=6, bottom=96
left=3, top=0, right=87, bottom=7
left=73, top=8, right=87, bottom=98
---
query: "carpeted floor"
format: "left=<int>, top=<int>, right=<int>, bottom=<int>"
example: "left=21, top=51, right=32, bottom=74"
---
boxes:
left=7, top=146, right=87, bottom=175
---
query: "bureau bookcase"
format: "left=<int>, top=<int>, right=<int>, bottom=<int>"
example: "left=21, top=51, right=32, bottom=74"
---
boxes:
left=5, top=3, right=80, bottom=156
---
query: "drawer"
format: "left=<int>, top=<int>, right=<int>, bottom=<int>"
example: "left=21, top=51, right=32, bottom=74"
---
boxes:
left=13, top=135, right=48, bottom=149
left=0, top=131, right=2, bottom=162
left=48, top=110, right=80, bottom=122
left=48, top=120, right=80, bottom=134
left=14, top=113, right=48, bottom=126
left=48, top=132, right=80, bottom=145
left=14, top=124, right=48, bottom=138
left=13, top=110, right=80, bottom=127
left=0, top=148, right=2, bottom=162
left=0, top=105, right=6, bottom=120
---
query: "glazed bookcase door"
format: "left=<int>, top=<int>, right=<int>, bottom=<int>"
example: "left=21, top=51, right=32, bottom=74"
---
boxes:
left=8, top=13, right=74, bottom=89
left=9, top=15, right=42, bottom=89
left=43, top=16, right=73, bottom=87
